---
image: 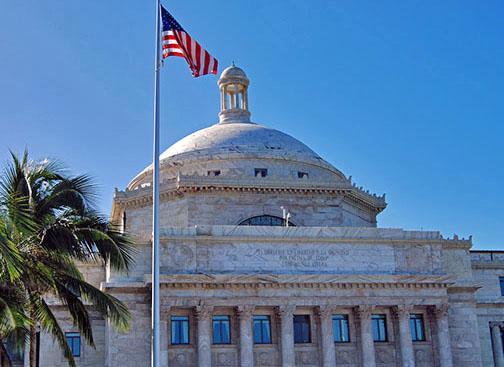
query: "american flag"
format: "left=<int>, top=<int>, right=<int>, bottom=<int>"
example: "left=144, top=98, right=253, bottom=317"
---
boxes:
left=160, top=5, right=218, bottom=77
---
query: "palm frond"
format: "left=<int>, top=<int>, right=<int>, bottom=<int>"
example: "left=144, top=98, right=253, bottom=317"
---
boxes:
left=30, top=296, right=76, bottom=367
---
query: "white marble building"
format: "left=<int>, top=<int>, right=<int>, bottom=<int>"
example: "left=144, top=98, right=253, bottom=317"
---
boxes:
left=28, top=66, right=504, bottom=367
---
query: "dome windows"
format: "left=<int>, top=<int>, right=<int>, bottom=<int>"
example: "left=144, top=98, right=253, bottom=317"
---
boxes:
left=255, top=168, right=268, bottom=177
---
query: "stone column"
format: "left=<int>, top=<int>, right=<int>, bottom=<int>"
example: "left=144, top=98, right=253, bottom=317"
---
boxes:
left=393, top=305, right=415, bottom=367
left=355, top=305, right=376, bottom=367
left=491, top=323, right=504, bottom=367
left=237, top=305, right=255, bottom=367
left=161, top=307, right=171, bottom=367
left=278, top=305, right=296, bottom=367
left=317, top=306, right=336, bottom=367
left=196, top=305, right=213, bottom=367
left=430, top=304, right=453, bottom=367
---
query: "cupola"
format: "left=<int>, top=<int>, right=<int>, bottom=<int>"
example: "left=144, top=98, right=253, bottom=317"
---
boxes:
left=218, top=64, right=251, bottom=124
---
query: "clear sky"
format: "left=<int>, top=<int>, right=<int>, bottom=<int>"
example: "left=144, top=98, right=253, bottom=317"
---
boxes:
left=1, top=1, right=503, bottom=249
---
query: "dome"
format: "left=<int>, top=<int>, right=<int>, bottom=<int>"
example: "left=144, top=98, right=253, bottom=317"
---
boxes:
left=219, top=65, right=248, bottom=80
left=127, top=65, right=346, bottom=190
left=128, top=121, right=344, bottom=190
left=160, top=122, right=330, bottom=166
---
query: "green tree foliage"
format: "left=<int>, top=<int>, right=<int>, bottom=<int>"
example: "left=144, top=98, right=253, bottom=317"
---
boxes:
left=0, top=151, right=136, bottom=367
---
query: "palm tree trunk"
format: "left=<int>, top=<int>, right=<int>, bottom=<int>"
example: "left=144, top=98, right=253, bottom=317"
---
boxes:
left=29, top=315, right=36, bottom=367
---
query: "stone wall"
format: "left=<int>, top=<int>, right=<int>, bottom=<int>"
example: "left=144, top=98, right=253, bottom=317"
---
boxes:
left=471, top=251, right=504, bottom=367
left=38, top=309, right=106, bottom=367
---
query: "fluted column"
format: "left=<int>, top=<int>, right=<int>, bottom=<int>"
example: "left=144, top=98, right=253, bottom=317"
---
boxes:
left=318, top=306, right=336, bottom=367
left=430, top=304, right=453, bottom=367
left=393, top=305, right=415, bottom=367
left=196, top=305, right=213, bottom=367
left=161, top=307, right=171, bottom=367
left=238, top=305, right=255, bottom=367
left=491, top=323, right=504, bottom=367
left=355, top=305, right=376, bottom=367
left=278, top=305, right=296, bottom=367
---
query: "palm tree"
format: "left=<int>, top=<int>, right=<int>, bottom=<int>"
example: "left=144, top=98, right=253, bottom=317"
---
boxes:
left=0, top=151, right=136, bottom=367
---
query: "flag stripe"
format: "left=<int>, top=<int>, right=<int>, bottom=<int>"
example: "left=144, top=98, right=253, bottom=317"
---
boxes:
left=160, top=6, right=218, bottom=77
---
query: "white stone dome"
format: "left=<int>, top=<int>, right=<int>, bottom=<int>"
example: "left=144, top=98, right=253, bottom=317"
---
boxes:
left=127, top=65, right=346, bottom=190
left=127, top=121, right=344, bottom=190
left=219, top=65, right=247, bottom=80
left=159, top=122, right=325, bottom=165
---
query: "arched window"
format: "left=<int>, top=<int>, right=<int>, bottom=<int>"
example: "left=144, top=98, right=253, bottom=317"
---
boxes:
left=239, top=215, right=295, bottom=227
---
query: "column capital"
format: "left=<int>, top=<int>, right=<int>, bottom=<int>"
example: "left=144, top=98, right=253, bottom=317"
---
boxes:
left=392, top=304, right=414, bottom=319
left=316, top=306, right=334, bottom=320
left=277, top=304, right=296, bottom=318
left=490, top=321, right=504, bottom=329
left=237, top=305, right=255, bottom=319
left=428, top=303, right=449, bottom=318
left=161, top=306, right=171, bottom=319
left=195, top=304, right=213, bottom=320
left=354, top=305, right=374, bottom=319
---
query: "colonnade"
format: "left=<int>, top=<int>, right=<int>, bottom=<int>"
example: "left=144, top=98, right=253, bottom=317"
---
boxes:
left=161, top=303, right=454, bottom=367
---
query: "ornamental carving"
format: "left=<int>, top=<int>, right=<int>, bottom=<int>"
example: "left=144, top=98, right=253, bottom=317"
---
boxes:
left=428, top=303, right=449, bottom=318
left=195, top=304, right=214, bottom=319
left=354, top=305, right=373, bottom=319
left=277, top=304, right=296, bottom=318
left=316, top=305, right=333, bottom=320
left=376, top=348, right=394, bottom=363
left=336, top=350, right=355, bottom=364
left=392, top=304, right=414, bottom=319
left=237, top=305, right=255, bottom=318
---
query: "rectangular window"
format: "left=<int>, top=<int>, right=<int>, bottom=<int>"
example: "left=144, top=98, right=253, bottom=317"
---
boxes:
left=213, top=315, right=231, bottom=344
left=171, top=316, right=189, bottom=345
left=254, top=168, right=268, bottom=177
left=294, top=315, right=311, bottom=343
left=410, top=314, right=426, bottom=342
left=65, top=332, right=81, bottom=357
left=371, top=314, right=387, bottom=342
left=253, top=315, right=272, bottom=344
left=500, top=277, right=504, bottom=296
left=332, top=314, right=350, bottom=342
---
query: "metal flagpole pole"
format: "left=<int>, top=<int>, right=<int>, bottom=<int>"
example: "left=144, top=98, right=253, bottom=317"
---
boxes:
left=151, top=0, right=161, bottom=366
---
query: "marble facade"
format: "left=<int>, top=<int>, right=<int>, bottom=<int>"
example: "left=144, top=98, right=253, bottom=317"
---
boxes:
left=25, top=66, right=504, bottom=367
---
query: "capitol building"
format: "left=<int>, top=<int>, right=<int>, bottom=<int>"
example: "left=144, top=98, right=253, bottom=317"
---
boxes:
left=34, top=66, right=504, bottom=367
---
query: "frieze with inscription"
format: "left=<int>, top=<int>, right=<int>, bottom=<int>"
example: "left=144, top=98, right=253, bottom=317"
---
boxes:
left=191, top=242, right=397, bottom=274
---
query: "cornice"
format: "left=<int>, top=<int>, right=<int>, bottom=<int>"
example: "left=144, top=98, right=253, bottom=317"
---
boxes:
left=143, top=273, right=454, bottom=289
left=113, top=175, right=386, bottom=213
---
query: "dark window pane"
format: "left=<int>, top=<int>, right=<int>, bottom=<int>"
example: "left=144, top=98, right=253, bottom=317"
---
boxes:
left=239, top=215, right=295, bottom=227
left=213, top=316, right=231, bottom=344
left=410, top=314, right=425, bottom=342
left=65, top=332, right=80, bottom=357
left=371, top=315, right=387, bottom=342
left=333, top=314, right=350, bottom=342
left=294, top=315, right=311, bottom=343
left=171, top=316, right=189, bottom=345
left=253, top=315, right=272, bottom=344
left=500, top=277, right=504, bottom=296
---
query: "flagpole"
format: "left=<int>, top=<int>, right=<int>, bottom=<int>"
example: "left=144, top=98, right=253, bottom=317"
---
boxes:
left=151, top=0, right=161, bottom=366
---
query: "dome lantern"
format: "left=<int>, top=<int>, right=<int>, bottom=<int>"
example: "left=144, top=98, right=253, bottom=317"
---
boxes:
left=217, top=64, right=251, bottom=124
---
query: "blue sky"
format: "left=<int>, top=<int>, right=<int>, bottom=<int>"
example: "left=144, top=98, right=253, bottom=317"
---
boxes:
left=1, top=1, right=503, bottom=249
